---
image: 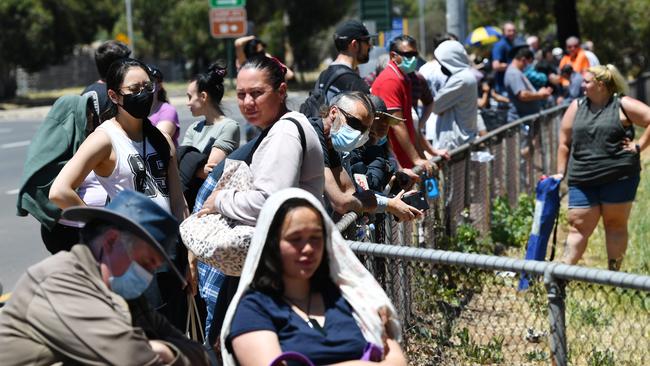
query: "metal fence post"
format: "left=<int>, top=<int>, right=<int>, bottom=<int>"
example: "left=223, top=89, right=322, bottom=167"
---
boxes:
left=545, top=267, right=567, bottom=366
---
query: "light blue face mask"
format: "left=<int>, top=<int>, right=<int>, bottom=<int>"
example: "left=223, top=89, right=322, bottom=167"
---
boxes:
left=398, top=56, right=418, bottom=74
left=331, top=122, right=369, bottom=152
left=109, top=260, right=154, bottom=300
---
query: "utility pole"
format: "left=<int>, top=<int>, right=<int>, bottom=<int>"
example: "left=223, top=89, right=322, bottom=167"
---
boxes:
left=446, top=0, right=467, bottom=41
left=418, top=0, right=426, bottom=55
left=125, top=0, right=135, bottom=57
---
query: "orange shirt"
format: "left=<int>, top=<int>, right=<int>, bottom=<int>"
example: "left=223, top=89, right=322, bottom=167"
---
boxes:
left=559, top=48, right=590, bottom=86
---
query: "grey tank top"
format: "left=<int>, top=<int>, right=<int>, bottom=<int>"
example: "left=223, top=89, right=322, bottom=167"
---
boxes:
left=568, top=95, right=640, bottom=186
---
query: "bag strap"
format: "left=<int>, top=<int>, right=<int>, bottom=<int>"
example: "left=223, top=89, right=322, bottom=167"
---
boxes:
left=245, top=116, right=306, bottom=165
left=548, top=212, right=560, bottom=262
left=319, top=67, right=356, bottom=104
left=244, top=125, right=272, bottom=165
left=185, top=294, right=205, bottom=343
left=283, top=117, right=307, bottom=157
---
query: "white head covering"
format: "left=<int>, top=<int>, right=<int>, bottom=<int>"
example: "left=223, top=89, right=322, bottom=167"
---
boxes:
left=220, top=188, right=401, bottom=365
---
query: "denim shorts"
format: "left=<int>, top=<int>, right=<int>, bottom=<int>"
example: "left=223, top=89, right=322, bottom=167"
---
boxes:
left=568, top=175, right=641, bottom=208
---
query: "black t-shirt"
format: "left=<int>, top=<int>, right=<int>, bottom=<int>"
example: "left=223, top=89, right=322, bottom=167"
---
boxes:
left=308, top=117, right=341, bottom=168
left=316, top=64, right=370, bottom=102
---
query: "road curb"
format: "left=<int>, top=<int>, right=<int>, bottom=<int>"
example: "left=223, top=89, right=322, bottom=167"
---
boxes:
left=0, top=106, right=51, bottom=121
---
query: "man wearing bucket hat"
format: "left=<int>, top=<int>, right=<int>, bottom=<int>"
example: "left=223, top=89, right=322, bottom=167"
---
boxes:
left=0, top=190, right=208, bottom=366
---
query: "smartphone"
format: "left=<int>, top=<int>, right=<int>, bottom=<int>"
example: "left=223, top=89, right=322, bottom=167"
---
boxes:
left=401, top=191, right=429, bottom=210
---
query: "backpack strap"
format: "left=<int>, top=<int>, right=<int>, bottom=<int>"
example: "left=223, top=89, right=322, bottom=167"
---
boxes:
left=319, top=66, right=357, bottom=104
left=244, top=115, right=306, bottom=165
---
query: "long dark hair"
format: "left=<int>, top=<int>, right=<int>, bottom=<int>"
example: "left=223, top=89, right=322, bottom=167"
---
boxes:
left=252, top=198, right=330, bottom=296
left=106, top=58, right=170, bottom=169
left=192, top=61, right=227, bottom=115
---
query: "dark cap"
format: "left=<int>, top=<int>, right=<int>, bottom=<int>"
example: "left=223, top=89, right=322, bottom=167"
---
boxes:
left=62, top=190, right=186, bottom=287
left=334, top=20, right=372, bottom=40
left=370, top=94, right=405, bottom=125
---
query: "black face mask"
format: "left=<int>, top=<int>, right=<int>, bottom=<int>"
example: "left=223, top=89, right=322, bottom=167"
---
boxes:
left=119, top=90, right=154, bottom=119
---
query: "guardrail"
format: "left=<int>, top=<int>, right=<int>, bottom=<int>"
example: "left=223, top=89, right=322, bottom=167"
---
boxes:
left=336, top=105, right=650, bottom=364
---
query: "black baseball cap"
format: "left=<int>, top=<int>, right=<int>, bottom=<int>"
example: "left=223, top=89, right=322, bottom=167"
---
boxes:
left=369, top=94, right=405, bottom=125
left=334, top=20, right=375, bottom=41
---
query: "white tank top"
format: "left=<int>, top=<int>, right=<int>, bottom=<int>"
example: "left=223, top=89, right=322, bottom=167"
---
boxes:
left=59, top=171, right=109, bottom=228
left=95, top=122, right=171, bottom=213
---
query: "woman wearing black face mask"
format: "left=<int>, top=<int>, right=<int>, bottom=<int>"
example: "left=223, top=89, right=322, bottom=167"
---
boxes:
left=50, top=58, right=191, bottom=285
left=51, top=58, right=187, bottom=219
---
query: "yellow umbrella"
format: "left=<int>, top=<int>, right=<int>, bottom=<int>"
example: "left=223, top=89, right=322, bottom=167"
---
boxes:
left=465, top=26, right=503, bottom=47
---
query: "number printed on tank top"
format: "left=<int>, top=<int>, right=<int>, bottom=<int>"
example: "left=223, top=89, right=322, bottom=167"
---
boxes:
left=127, top=153, right=169, bottom=198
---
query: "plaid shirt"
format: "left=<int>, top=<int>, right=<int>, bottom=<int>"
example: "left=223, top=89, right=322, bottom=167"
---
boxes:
left=193, top=174, right=226, bottom=338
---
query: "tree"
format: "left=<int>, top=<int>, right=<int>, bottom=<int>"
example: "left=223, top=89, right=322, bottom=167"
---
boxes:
left=0, top=0, right=117, bottom=72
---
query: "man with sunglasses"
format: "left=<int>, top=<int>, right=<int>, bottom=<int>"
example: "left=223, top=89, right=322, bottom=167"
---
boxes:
left=313, top=20, right=374, bottom=102
left=309, top=91, right=377, bottom=215
left=372, top=35, right=443, bottom=176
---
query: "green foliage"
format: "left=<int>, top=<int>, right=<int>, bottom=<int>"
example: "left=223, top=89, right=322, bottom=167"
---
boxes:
left=587, top=348, right=615, bottom=366
left=0, top=0, right=118, bottom=72
left=524, top=350, right=548, bottom=362
left=574, top=305, right=611, bottom=328
left=456, top=327, right=505, bottom=364
left=453, top=223, right=490, bottom=253
left=490, top=194, right=534, bottom=248
left=524, top=279, right=547, bottom=317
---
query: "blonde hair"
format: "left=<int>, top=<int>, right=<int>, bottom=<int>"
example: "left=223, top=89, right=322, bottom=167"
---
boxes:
left=587, top=64, right=629, bottom=96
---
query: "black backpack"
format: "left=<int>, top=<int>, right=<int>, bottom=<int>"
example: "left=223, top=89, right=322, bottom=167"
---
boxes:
left=299, top=66, right=356, bottom=118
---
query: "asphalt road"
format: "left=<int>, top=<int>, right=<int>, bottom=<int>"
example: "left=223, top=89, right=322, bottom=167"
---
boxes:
left=0, top=91, right=307, bottom=294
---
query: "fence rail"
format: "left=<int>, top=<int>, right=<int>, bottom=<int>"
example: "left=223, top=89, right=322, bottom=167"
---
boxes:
left=337, top=104, right=650, bottom=365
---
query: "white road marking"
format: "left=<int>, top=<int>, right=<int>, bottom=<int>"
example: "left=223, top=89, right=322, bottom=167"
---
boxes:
left=0, top=140, right=30, bottom=149
left=5, top=189, right=19, bottom=195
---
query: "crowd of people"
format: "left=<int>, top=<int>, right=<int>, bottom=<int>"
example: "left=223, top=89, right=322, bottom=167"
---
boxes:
left=3, top=16, right=649, bottom=365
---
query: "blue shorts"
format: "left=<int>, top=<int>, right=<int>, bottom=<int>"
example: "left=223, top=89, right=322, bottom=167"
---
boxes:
left=568, top=175, right=640, bottom=208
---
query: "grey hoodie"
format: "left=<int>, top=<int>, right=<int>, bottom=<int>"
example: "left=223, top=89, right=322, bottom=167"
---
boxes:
left=431, top=40, right=478, bottom=150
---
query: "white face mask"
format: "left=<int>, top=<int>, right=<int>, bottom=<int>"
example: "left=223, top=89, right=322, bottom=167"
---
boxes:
left=104, top=235, right=154, bottom=300
left=109, top=260, right=154, bottom=299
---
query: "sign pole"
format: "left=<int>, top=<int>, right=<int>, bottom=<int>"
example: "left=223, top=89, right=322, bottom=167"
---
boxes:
left=125, top=0, right=135, bottom=57
left=227, top=38, right=235, bottom=88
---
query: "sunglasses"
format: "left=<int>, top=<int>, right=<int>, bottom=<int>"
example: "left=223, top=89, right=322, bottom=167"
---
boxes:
left=394, top=50, right=419, bottom=59
left=120, top=81, right=156, bottom=96
left=336, top=106, right=368, bottom=133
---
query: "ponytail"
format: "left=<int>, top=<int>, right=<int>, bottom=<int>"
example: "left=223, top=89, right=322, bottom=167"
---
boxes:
left=588, top=64, right=629, bottom=96
left=192, top=61, right=227, bottom=115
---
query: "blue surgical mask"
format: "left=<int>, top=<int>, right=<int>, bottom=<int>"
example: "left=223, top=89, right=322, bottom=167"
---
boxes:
left=398, top=56, right=418, bottom=74
left=331, top=123, right=369, bottom=152
left=376, top=136, right=388, bottom=146
left=109, top=260, right=154, bottom=299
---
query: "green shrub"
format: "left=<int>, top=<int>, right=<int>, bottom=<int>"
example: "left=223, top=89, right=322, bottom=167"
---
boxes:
left=490, top=194, right=535, bottom=248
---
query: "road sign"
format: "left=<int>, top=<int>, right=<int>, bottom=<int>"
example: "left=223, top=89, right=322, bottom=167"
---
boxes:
left=210, top=0, right=245, bottom=8
left=210, top=8, right=247, bottom=38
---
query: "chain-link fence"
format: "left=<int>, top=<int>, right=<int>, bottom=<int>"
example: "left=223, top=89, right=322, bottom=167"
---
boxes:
left=336, top=106, right=650, bottom=364
left=351, top=241, right=650, bottom=366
